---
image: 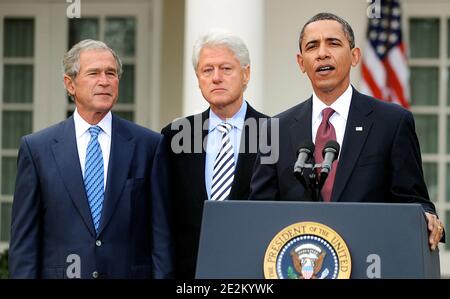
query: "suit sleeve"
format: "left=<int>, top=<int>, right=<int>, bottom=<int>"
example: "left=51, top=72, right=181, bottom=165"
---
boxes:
left=390, top=110, right=437, bottom=214
left=9, top=136, right=41, bottom=278
left=249, top=118, right=280, bottom=200
left=150, top=134, right=174, bottom=278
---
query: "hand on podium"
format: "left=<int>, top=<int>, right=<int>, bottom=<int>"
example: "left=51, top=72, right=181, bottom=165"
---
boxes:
left=425, top=212, right=444, bottom=250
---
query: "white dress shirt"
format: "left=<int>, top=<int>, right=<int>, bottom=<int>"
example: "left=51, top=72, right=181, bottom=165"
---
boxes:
left=312, top=84, right=353, bottom=156
left=73, top=109, right=112, bottom=190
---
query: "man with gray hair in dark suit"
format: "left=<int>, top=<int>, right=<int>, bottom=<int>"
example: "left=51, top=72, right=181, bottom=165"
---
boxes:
left=10, top=39, right=173, bottom=278
left=162, top=30, right=268, bottom=278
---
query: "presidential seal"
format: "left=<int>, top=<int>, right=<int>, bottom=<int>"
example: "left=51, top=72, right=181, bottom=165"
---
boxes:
left=263, top=222, right=351, bottom=279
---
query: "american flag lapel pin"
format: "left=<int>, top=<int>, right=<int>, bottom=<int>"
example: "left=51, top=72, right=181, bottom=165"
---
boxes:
left=356, top=126, right=363, bottom=132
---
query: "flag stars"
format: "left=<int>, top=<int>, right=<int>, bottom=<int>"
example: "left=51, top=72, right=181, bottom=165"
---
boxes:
left=389, top=33, right=398, bottom=43
left=392, top=7, right=401, bottom=16
left=391, top=20, right=400, bottom=30
left=377, top=45, right=386, bottom=55
left=370, top=30, right=378, bottom=41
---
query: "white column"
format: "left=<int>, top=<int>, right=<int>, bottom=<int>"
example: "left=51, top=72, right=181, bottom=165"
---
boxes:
left=182, top=0, right=264, bottom=116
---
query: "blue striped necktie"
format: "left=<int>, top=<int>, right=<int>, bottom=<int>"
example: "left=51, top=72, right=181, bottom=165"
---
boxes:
left=210, top=123, right=235, bottom=201
left=84, top=125, right=104, bottom=233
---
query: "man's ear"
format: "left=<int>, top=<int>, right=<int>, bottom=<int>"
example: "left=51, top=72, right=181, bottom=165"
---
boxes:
left=297, top=53, right=306, bottom=73
left=64, top=75, right=76, bottom=97
left=351, top=47, right=361, bottom=67
left=195, top=70, right=202, bottom=88
left=243, top=64, right=250, bottom=85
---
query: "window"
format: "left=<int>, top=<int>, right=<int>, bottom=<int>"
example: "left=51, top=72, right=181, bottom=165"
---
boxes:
left=0, top=18, right=35, bottom=244
left=404, top=0, right=450, bottom=275
left=409, top=17, right=445, bottom=237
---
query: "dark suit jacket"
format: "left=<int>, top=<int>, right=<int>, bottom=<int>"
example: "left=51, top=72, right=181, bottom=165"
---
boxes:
left=250, top=88, right=436, bottom=215
left=9, top=114, right=173, bottom=279
left=161, top=103, right=268, bottom=278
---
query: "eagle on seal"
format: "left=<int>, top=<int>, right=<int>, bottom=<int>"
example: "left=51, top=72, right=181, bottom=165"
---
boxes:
left=290, top=244, right=326, bottom=279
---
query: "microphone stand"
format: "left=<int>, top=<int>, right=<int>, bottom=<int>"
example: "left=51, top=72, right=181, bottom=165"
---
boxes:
left=294, top=161, right=323, bottom=201
left=311, top=163, right=322, bottom=202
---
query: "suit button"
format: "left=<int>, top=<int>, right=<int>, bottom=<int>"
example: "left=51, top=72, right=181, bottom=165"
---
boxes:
left=96, top=240, right=102, bottom=247
left=92, top=271, right=99, bottom=279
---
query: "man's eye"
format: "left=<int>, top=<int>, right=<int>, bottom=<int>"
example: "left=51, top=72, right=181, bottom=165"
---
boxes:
left=221, top=66, right=233, bottom=74
left=203, top=68, right=213, bottom=74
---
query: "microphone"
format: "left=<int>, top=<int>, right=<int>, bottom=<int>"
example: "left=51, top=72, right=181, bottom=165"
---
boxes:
left=294, top=141, right=315, bottom=171
left=293, top=141, right=315, bottom=188
left=318, top=140, right=340, bottom=188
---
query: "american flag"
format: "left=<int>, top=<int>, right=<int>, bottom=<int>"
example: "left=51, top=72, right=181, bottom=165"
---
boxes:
left=361, top=0, right=410, bottom=108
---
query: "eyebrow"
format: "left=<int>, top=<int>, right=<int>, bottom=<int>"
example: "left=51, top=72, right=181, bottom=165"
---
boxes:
left=85, top=67, right=118, bottom=73
left=305, top=37, right=343, bottom=47
left=200, top=62, right=234, bottom=67
left=326, top=37, right=343, bottom=44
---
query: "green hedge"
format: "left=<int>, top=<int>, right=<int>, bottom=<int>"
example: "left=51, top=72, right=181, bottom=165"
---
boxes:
left=0, top=250, right=8, bottom=279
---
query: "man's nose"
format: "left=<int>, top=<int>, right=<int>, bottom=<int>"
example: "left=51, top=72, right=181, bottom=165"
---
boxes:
left=212, top=68, right=223, bottom=82
left=317, top=44, right=330, bottom=59
left=98, top=72, right=110, bottom=85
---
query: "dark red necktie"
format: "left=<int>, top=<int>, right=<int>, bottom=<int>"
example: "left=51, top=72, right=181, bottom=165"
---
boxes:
left=314, top=108, right=338, bottom=202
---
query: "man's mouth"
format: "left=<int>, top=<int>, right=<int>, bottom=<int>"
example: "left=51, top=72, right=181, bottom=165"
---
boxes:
left=316, top=65, right=335, bottom=73
left=211, top=88, right=226, bottom=93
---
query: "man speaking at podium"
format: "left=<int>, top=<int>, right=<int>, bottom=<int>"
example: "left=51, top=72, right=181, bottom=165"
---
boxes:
left=249, top=13, right=444, bottom=250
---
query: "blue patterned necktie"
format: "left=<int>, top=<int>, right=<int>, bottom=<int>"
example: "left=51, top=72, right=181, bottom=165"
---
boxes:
left=210, top=123, right=235, bottom=201
left=84, top=125, right=104, bottom=233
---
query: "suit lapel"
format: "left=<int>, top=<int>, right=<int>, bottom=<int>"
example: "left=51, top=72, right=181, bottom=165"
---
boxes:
left=97, top=115, right=135, bottom=235
left=193, top=110, right=209, bottom=203
left=51, top=117, right=96, bottom=237
left=229, top=104, right=257, bottom=200
left=289, top=98, right=313, bottom=157
left=332, top=89, right=373, bottom=202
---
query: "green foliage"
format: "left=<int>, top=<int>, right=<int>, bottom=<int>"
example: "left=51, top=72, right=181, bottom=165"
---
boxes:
left=287, top=266, right=298, bottom=279
left=0, top=250, right=8, bottom=279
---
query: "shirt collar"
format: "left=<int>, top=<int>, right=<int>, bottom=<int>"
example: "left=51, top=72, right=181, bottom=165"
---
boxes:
left=208, top=100, right=247, bottom=133
left=312, top=84, right=353, bottom=124
left=74, top=108, right=112, bottom=138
